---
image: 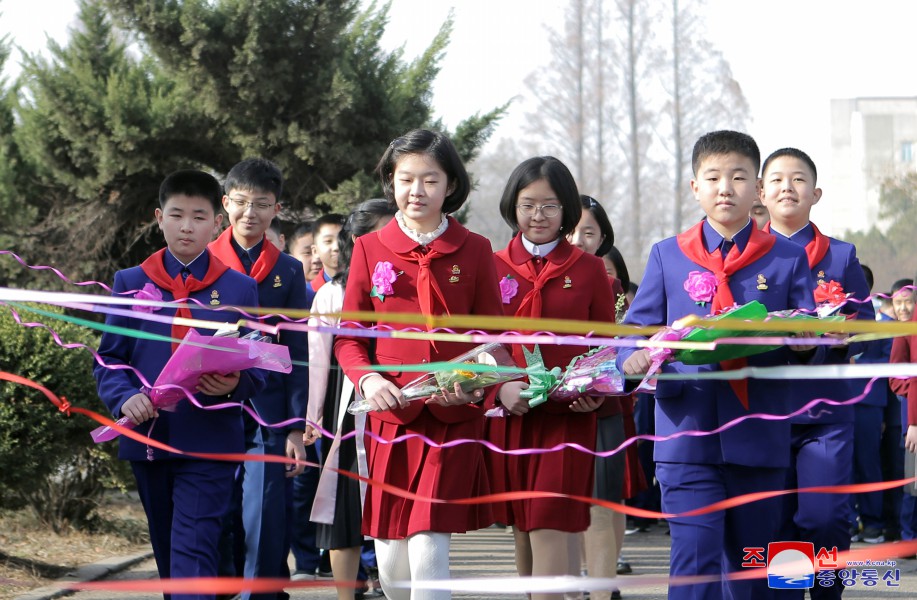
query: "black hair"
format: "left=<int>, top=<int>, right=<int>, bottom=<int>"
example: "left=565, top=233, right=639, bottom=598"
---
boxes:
left=761, top=147, right=818, bottom=183
left=289, top=222, right=314, bottom=245
left=860, top=264, right=874, bottom=292
left=891, top=278, right=914, bottom=296
left=312, top=214, right=345, bottom=238
left=376, top=129, right=471, bottom=214
left=628, top=281, right=639, bottom=296
left=579, top=195, right=615, bottom=255
left=336, top=199, right=397, bottom=287
left=159, top=169, right=223, bottom=211
left=692, top=130, right=761, bottom=177
left=268, top=219, right=284, bottom=236
left=601, top=245, right=630, bottom=291
left=499, top=156, right=582, bottom=236
left=223, top=157, right=284, bottom=201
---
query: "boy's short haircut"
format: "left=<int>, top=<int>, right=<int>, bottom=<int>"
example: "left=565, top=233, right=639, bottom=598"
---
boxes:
left=498, top=156, right=582, bottom=235
left=159, top=169, right=223, bottom=211
left=376, top=129, right=471, bottom=214
left=268, top=219, right=284, bottom=236
left=891, top=278, right=914, bottom=296
left=691, top=130, right=761, bottom=177
left=312, top=214, right=346, bottom=238
left=761, top=147, right=818, bottom=183
left=289, top=222, right=314, bottom=243
left=223, top=157, right=284, bottom=201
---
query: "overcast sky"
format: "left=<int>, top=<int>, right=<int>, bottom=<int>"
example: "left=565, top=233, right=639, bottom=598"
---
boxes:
left=4, top=0, right=917, bottom=233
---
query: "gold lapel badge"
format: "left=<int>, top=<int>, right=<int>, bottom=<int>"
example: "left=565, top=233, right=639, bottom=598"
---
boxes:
left=756, top=274, right=768, bottom=291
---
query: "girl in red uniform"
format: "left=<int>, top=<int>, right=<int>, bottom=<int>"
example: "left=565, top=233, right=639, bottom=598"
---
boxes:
left=490, top=157, right=615, bottom=600
left=334, top=129, right=503, bottom=600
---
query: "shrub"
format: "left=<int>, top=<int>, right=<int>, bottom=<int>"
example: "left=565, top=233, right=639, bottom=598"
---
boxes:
left=0, top=303, right=130, bottom=532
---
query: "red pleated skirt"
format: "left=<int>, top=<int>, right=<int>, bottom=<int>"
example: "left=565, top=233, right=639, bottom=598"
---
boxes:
left=362, top=410, right=493, bottom=539
left=485, top=407, right=597, bottom=533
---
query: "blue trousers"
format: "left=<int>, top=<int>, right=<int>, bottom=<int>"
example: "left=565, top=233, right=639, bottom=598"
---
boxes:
left=780, top=422, right=853, bottom=600
left=132, top=459, right=237, bottom=600
left=289, top=441, right=322, bottom=572
left=852, top=405, right=884, bottom=530
left=234, top=425, right=294, bottom=600
left=656, top=462, right=785, bottom=600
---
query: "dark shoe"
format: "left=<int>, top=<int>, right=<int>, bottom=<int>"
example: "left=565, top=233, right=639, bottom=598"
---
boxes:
left=850, top=523, right=862, bottom=543
left=611, top=590, right=622, bottom=599
left=861, top=527, right=885, bottom=544
left=616, top=557, right=632, bottom=575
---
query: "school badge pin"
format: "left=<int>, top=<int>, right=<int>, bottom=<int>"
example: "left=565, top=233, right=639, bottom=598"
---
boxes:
left=210, top=290, right=220, bottom=305
left=563, top=276, right=572, bottom=289
left=449, top=264, right=461, bottom=283
left=756, top=274, right=768, bottom=291
left=273, top=274, right=282, bottom=288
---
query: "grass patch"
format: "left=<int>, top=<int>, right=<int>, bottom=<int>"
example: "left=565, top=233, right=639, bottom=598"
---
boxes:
left=0, top=491, right=149, bottom=599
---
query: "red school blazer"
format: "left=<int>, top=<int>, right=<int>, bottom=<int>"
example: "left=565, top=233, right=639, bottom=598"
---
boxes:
left=494, top=235, right=616, bottom=412
left=334, top=217, right=504, bottom=425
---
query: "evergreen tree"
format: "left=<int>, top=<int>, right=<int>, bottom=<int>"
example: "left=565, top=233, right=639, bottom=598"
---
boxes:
left=15, top=0, right=214, bottom=283
left=10, top=0, right=503, bottom=284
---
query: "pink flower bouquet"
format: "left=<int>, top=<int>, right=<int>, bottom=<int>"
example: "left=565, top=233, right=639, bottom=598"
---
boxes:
left=348, top=342, right=524, bottom=414
left=91, top=329, right=292, bottom=442
left=513, top=345, right=627, bottom=409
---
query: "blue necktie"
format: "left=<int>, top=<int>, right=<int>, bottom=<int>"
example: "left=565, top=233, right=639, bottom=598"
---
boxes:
left=240, top=251, right=253, bottom=274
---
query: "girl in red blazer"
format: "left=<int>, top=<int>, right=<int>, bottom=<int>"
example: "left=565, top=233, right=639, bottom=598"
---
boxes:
left=489, top=157, right=614, bottom=600
left=334, top=130, right=503, bottom=600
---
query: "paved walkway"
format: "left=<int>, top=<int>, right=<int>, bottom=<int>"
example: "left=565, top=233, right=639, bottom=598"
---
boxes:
left=17, top=523, right=917, bottom=599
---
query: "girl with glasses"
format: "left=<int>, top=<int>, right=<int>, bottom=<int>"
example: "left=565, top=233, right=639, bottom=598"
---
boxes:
left=487, top=156, right=614, bottom=600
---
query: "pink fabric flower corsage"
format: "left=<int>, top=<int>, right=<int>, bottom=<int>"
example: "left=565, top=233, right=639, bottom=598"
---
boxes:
left=684, top=270, right=717, bottom=307
left=499, top=275, right=519, bottom=304
left=370, top=261, right=398, bottom=302
left=132, top=283, right=163, bottom=313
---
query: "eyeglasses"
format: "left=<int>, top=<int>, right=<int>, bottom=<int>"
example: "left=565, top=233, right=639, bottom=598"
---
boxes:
left=228, top=198, right=275, bottom=212
left=516, top=204, right=562, bottom=218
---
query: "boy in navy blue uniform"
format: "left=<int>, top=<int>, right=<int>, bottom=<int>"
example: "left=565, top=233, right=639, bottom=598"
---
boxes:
left=761, top=147, right=874, bottom=598
left=95, top=170, right=264, bottom=599
left=618, top=131, right=818, bottom=598
left=209, top=158, right=309, bottom=600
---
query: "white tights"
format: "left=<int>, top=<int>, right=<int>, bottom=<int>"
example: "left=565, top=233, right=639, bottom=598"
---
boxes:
left=374, top=532, right=452, bottom=600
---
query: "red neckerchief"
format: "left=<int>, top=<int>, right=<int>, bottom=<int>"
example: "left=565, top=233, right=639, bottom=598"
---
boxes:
left=397, top=245, right=448, bottom=320
left=495, top=235, right=583, bottom=319
left=311, top=269, right=326, bottom=293
left=764, top=221, right=829, bottom=270
left=208, top=227, right=281, bottom=283
left=676, top=220, right=776, bottom=409
left=139, top=249, right=229, bottom=351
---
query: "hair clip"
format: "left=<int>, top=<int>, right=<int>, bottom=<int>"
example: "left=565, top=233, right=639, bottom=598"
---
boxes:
left=389, top=137, right=404, bottom=149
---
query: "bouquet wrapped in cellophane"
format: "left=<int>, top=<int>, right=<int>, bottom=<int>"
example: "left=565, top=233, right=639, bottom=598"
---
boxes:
left=347, top=342, right=524, bottom=414
left=635, top=300, right=846, bottom=392
left=91, top=328, right=292, bottom=442
left=486, top=345, right=628, bottom=416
